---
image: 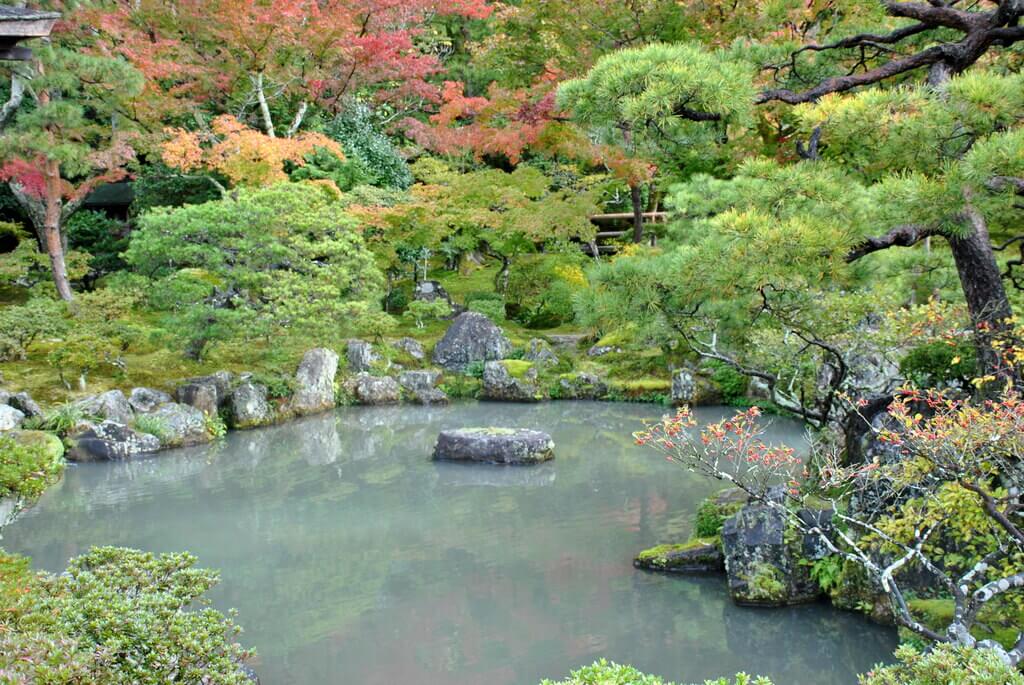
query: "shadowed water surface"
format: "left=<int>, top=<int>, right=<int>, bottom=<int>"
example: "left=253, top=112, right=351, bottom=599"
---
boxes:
left=3, top=402, right=896, bottom=684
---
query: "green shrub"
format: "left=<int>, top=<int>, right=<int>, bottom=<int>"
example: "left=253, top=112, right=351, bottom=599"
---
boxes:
left=130, top=166, right=222, bottom=217
left=463, top=290, right=503, bottom=305
left=506, top=254, right=586, bottom=328
left=22, top=403, right=89, bottom=436
left=468, top=299, right=506, bottom=321
left=899, top=340, right=977, bottom=387
left=132, top=414, right=169, bottom=442
left=465, top=360, right=486, bottom=378
left=65, top=210, right=128, bottom=274
left=859, top=643, right=1024, bottom=685
left=0, top=547, right=255, bottom=684
left=693, top=495, right=742, bottom=538
left=288, top=146, right=371, bottom=192
left=323, top=103, right=413, bottom=190
left=251, top=372, right=294, bottom=400
left=0, top=433, right=64, bottom=500
left=403, top=299, right=450, bottom=328
left=705, top=359, right=748, bottom=404
left=539, top=659, right=773, bottom=685
left=0, top=298, right=67, bottom=361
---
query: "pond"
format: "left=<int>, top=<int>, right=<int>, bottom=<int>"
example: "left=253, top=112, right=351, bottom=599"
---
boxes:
left=2, top=402, right=897, bottom=684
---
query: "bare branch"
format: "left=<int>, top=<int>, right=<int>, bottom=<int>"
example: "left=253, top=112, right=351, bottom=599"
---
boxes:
left=846, top=224, right=942, bottom=262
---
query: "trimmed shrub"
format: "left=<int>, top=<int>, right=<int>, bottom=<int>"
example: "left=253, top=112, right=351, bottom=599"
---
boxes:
left=899, top=340, right=977, bottom=388
left=0, top=547, right=255, bottom=684
left=859, top=643, right=1024, bottom=685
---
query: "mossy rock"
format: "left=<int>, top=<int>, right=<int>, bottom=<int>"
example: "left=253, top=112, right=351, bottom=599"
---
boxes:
left=10, top=430, right=65, bottom=463
left=500, top=359, right=536, bottom=379
left=634, top=537, right=724, bottom=573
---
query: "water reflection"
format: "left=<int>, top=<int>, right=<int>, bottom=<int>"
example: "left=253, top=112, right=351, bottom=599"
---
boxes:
left=3, top=402, right=895, bottom=684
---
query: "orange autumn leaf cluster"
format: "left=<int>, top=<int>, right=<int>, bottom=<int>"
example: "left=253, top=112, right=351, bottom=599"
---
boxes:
left=161, top=115, right=345, bottom=187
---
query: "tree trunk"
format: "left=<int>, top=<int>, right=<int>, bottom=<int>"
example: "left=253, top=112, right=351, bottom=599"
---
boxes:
left=948, top=204, right=1015, bottom=382
left=630, top=183, right=644, bottom=244
left=43, top=159, right=74, bottom=302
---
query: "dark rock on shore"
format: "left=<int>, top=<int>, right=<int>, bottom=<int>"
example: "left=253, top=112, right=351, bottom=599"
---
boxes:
left=149, top=402, right=213, bottom=447
left=432, top=312, right=512, bottom=371
left=634, top=539, right=725, bottom=573
left=67, top=421, right=161, bottom=461
left=433, top=427, right=554, bottom=464
left=721, top=501, right=828, bottom=607
left=557, top=372, right=608, bottom=400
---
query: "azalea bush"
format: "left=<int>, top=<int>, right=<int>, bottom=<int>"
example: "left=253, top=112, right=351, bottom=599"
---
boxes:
left=0, top=547, right=255, bottom=684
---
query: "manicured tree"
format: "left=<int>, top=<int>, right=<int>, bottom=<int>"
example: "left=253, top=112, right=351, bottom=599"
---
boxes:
left=125, top=182, right=384, bottom=359
left=557, top=43, right=754, bottom=242
left=0, top=24, right=143, bottom=301
left=562, top=4, right=1024, bottom=380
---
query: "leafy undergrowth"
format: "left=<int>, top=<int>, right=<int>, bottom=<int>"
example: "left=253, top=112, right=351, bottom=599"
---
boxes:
left=0, top=547, right=255, bottom=684
left=908, top=597, right=1024, bottom=651
left=0, top=432, right=64, bottom=500
left=539, top=660, right=773, bottom=685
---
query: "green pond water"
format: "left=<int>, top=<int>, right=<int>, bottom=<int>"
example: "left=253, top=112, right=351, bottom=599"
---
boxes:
left=3, top=401, right=896, bottom=684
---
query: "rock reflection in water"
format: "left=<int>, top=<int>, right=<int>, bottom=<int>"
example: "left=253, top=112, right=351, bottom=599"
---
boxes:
left=3, top=402, right=895, bottom=685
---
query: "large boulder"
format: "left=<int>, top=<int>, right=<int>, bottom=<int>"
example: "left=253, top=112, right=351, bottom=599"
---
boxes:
left=67, top=421, right=161, bottom=461
left=7, top=392, right=42, bottom=418
left=0, top=405, right=25, bottom=431
left=225, top=381, right=273, bottom=429
left=128, top=387, right=173, bottom=414
left=290, top=348, right=339, bottom=415
left=431, top=312, right=512, bottom=371
left=352, top=374, right=401, bottom=405
left=398, top=370, right=442, bottom=393
left=721, top=502, right=827, bottom=607
left=398, top=370, right=448, bottom=405
left=671, top=368, right=721, bottom=406
left=346, top=339, right=380, bottom=373
left=148, top=403, right=213, bottom=447
left=77, top=390, right=134, bottom=425
left=175, top=371, right=233, bottom=416
left=482, top=360, right=545, bottom=402
left=433, top=427, right=554, bottom=465
left=392, top=337, right=426, bottom=361
left=523, top=338, right=559, bottom=367
left=634, top=539, right=725, bottom=573
left=556, top=372, right=608, bottom=400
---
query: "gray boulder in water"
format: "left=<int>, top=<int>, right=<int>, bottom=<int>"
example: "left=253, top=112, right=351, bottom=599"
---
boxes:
left=67, top=421, right=161, bottom=461
left=431, top=312, right=511, bottom=371
left=148, top=402, right=213, bottom=447
left=353, top=374, right=401, bottom=405
left=225, top=381, right=274, bottom=429
left=175, top=371, right=234, bottom=416
left=398, top=370, right=449, bottom=405
left=721, top=501, right=828, bottom=607
left=557, top=372, right=608, bottom=400
left=433, top=427, right=554, bottom=465
left=289, top=348, right=339, bottom=415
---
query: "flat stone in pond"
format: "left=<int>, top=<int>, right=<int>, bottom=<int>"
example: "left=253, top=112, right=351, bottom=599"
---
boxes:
left=433, top=428, right=554, bottom=465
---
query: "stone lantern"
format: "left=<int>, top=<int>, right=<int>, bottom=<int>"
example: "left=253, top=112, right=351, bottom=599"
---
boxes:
left=0, top=6, right=60, bottom=61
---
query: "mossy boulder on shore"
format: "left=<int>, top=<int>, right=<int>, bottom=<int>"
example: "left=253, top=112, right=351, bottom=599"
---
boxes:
left=634, top=538, right=724, bottom=573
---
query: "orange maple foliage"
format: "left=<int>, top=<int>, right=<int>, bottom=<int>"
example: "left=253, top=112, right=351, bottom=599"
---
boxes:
left=162, top=115, right=344, bottom=187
